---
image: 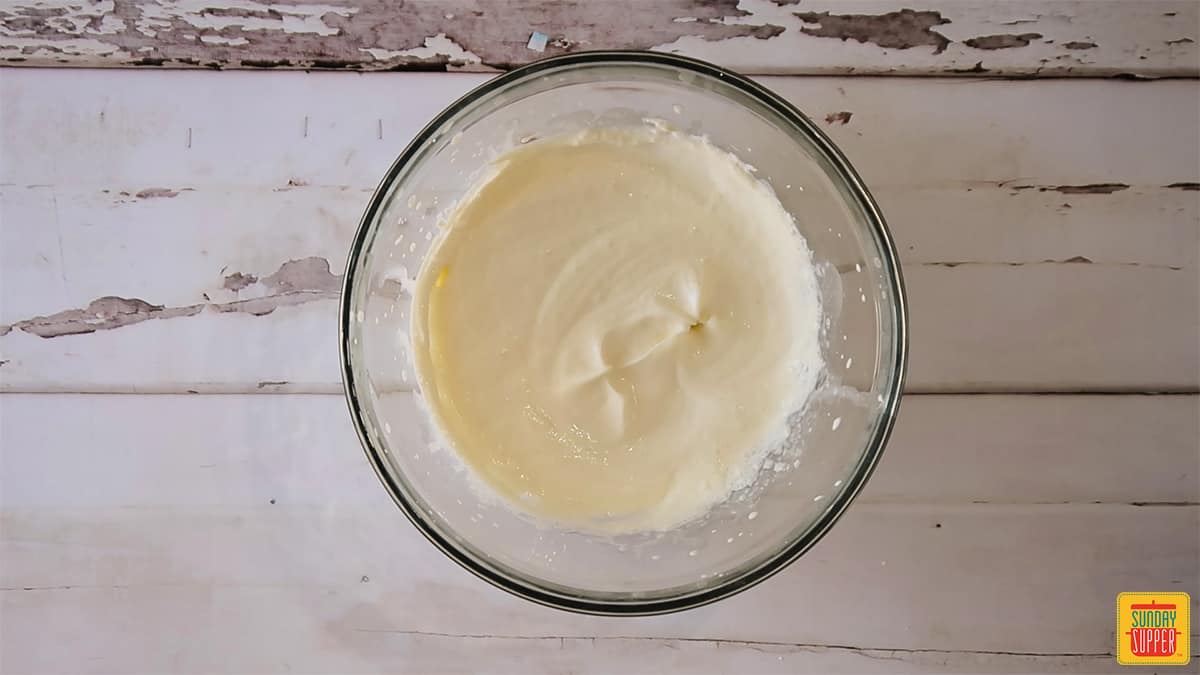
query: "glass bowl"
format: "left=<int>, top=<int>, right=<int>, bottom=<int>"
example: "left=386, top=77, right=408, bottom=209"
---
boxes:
left=341, top=51, right=907, bottom=615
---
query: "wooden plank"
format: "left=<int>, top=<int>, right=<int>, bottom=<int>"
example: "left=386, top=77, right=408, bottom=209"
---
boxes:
left=2, top=503, right=1196, bottom=661
left=5, top=72, right=1198, bottom=189
left=0, top=588, right=1141, bottom=674
left=1, top=264, right=1195, bottom=393
left=1, top=394, right=1196, bottom=670
left=0, top=587, right=1140, bottom=675
left=2, top=70, right=1197, bottom=392
left=908, top=264, right=1197, bottom=392
left=2, top=394, right=1195, bottom=508
left=0, top=1, right=1196, bottom=78
left=869, top=394, right=1200, bottom=505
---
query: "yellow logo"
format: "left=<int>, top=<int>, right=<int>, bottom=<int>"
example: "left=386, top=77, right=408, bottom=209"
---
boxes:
left=1117, top=593, right=1190, bottom=666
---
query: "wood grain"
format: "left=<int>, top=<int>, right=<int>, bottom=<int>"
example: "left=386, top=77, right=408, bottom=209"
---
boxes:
left=2, top=70, right=1196, bottom=393
left=4, top=505, right=1197, bottom=667
left=3, top=264, right=1196, bottom=393
left=1, top=394, right=1196, bottom=673
left=0, top=1, right=1196, bottom=77
left=0, top=605, right=1134, bottom=675
left=2, top=7, right=1197, bottom=671
left=868, top=394, right=1200, bottom=505
left=3, top=394, right=1195, bottom=509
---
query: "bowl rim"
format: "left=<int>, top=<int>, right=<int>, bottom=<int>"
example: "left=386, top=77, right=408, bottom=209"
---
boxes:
left=340, top=50, right=909, bottom=615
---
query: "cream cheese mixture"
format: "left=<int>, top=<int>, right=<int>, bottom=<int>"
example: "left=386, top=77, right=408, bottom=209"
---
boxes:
left=411, top=124, right=822, bottom=533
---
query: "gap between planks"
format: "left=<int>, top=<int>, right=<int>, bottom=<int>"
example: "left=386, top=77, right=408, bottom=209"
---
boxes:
left=326, top=629, right=1172, bottom=660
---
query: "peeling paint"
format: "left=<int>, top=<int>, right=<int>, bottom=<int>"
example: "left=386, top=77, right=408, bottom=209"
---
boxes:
left=923, top=257, right=1182, bottom=271
left=2, top=35, right=121, bottom=58
left=824, top=111, right=853, bottom=125
left=0, top=0, right=791, bottom=72
left=0, top=297, right=203, bottom=338
left=963, top=33, right=1042, bottom=50
left=139, top=1, right=355, bottom=37
left=794, top=9, right=951, bottom=54
left=199, top=34, right=250, bottom=46
left=222, top=272, right=258, bottom=291
left=211, top=257, right=342, bottom=316
left=948, top=61, right=987, bottom=74
left=241, top=58, right=291, bottom=67
left=1052, top=183, right=1130, bottom=194
left=1165, top=182, right=1200, bottom=191
left=259, top=257, right=341, bottom=293
left=103, top=186, right=192, bottom=203
left=1013, top=183, right=1130, bottom=195
left=1063, top=41, right=1097, bottom=50
left=358, top=33, right=482, bottom=68
left=134, top=187, right=181, bottom=199
left=1, top=1, right=1195, bottom=75
left=1, top=257, right=343, bottom=339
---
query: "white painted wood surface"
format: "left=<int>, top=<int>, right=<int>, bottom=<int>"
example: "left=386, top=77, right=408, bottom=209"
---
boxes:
left=2, top=70, right=1197, bottom=393
left=2, top=394, right=1197, bottom=674
left=0, top=1, right=1197, bottom=77
left=1, top=20, right=1199, bottom=674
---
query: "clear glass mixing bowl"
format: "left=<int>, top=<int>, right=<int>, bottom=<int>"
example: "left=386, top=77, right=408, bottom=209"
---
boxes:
left=341, top=51, right=907, bottom=614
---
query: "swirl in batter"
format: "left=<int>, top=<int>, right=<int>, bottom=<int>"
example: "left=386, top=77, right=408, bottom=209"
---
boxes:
left=412, top=124, right=822, bottom=533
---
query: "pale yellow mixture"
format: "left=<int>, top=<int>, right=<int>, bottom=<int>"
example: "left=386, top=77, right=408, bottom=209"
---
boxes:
left=411, top=125, right=822, bottom=533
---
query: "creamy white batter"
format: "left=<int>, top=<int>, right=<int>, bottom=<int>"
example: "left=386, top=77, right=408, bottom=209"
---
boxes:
left=411, top=124, right=822, bottom=533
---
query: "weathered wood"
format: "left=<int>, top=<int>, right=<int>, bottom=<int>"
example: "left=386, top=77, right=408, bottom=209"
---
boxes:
left=1, top=394, right=1197, bottom=672
left=3, top=499, right=1197, bottom=666
left=2, top=394, right=1195, bottom=508
left=869, top=394, right=1200, bottom=505
left=0, top=609, right=1135, bottom=675
left=2, top=7, right=1197, bottom=671
left=2, top=70, right=1197, bottom=393
left=4, top=264, right=1195, bottom=393
left=0, top=1, right=1196, bottom=77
